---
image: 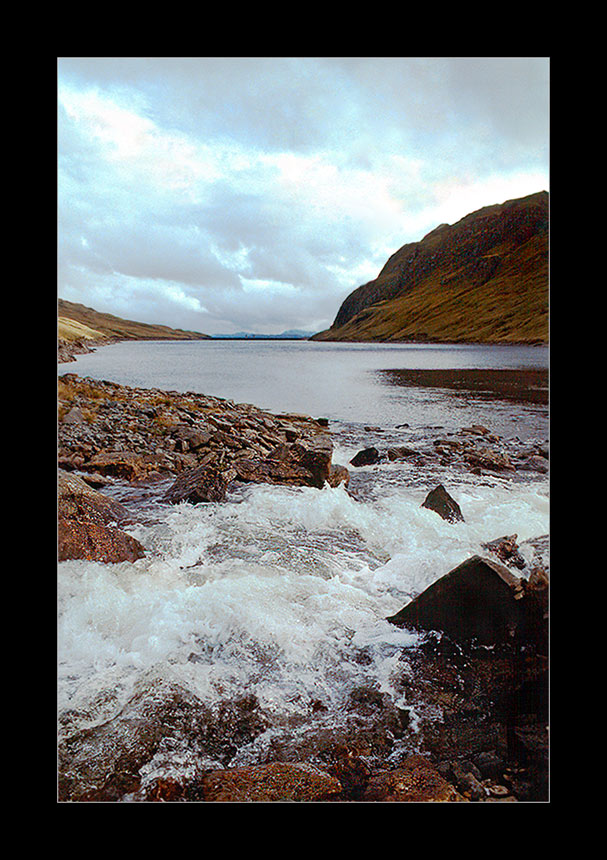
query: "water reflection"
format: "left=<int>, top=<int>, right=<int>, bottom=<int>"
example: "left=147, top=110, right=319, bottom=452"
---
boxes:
left=376, top=368, right=549, bottom=405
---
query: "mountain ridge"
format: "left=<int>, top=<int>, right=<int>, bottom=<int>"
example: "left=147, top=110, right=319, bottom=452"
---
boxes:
left=311, top=191, right=549, bottom=344
left=58, top=298, right=211, bottom=343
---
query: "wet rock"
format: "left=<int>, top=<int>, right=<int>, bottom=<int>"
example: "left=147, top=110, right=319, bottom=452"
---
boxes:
left=58, top=469, right=130, bottom=526
left=482, top=534, right=527, bottom=569
left=465, top=448, right=515, bottom=472
left=350, top=447, right=380, bottom=467
left=386, top=555, right=547, bottom=647
left=361, top=755, right=465, bottom=802
left=421, top=484, right=464, bottom=523
left=450, top=760, right=488, bottom=800
left=58, top=468, right=146, bottom=563
left=199, top=762, right=343, bottom=802
left=58, top=517, right=145, bottom=563
left=460, top=424, right=491, bottom=436
left=163, top=463, right=236, bottom=504
left=327, top=464, right=350, bottom=487
left=518, top=455, right=549, bottom=473
left=385, top=446, right=418, bottom=460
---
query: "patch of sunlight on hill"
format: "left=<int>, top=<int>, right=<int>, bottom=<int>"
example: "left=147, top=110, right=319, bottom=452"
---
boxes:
left=58, top=317, right=106, bottom=342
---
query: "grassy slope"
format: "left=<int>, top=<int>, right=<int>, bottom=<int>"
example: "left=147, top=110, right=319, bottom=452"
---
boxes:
left=313, top=192, right=549, bottom=345
left=58, top=317, right=106, bottom=342
left=320, top=232, right=548, bottom=344
left=58, top=299, right=210, bottom=341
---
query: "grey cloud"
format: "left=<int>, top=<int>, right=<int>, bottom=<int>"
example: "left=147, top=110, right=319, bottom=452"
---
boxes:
left=57, top=57, right=549, bottom=335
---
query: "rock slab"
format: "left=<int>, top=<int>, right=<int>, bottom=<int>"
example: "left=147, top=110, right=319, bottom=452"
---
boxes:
left=387, top=555, right=547, bottom=647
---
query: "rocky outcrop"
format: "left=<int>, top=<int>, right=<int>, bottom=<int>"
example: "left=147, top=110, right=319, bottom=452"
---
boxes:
left=57, top=469, right=145, bottom=563
left=58, top=374, right=347, bottom=556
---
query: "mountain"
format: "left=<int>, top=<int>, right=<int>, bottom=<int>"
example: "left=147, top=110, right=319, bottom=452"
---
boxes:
left=311, top=191, right=549, bottom=344
left=58, top=299, right=210, bottom=342
left=211, top=330, right=315, bottom=339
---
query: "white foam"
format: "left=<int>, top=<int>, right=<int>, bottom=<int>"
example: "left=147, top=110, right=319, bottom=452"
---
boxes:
left=58, top=478, right=548, bottom=726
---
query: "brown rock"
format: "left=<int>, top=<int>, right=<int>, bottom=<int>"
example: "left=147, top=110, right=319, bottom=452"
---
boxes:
left=163, top=463, right=236, bottom=504
left=362, top=755, right=465, bottom=802
left=465, top=448, right=515, bottom=472
left=199, top=762, right=343, bottom=802
left=58, top=518, right=145, bottom=563
left=58, top=469, right=130, bottom=526
left=235, top=436, right=333, bottom=489
left=327, top=464, right=350, bottom=488
left=82, top=451, right=172, bottom=481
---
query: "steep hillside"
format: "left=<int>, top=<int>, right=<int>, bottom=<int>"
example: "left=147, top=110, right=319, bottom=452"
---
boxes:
left=312, top=191, right=549, bottom=344
left=58, top=299, right=210, bottom=342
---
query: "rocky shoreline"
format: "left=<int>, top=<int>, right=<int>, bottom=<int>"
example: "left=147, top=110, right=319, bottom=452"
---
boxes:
left=57, top=372, right=549, bottom=802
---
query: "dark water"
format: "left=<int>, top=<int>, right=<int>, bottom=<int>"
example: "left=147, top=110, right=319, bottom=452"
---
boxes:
left=67, top=340, right=549, bottom=441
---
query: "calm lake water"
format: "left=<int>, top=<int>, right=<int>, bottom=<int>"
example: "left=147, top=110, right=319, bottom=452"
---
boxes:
left=68, top=339, right=549, bottom=441
left=59, top=339, right=549, bottom=793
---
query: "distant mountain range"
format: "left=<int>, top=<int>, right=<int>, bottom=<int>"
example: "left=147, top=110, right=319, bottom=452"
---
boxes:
left=211, top=330, right=314, bottom=339
left=311, top=191, right=549, bottom=344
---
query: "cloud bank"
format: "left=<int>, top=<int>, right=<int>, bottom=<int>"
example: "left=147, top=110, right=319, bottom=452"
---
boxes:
left=58, top=57, right=549, bottom=335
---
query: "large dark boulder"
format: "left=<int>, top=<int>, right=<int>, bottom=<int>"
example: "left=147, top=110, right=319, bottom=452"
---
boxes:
left=350, top=447, right=380, bottom=467
left=387, top=555, right=547, bottom=647
left=421, top=484, right=464, bottom=522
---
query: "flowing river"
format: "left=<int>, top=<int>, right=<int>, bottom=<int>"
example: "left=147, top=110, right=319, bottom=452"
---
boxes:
left=58, top=340, right=549, bottom=797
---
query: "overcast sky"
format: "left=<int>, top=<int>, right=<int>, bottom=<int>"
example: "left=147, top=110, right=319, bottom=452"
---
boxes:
left=57, top=57, right=549, bottom=335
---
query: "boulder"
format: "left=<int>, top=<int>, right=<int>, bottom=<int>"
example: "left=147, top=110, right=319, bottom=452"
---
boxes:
left=362, top=755, right=465, bottom=802
left=327, top=464, right=350, bottom=488
left=58, top=468, right=145, bottom=563
left=199, top=762, right=343, bottom=802
left=465, top=448, right=515, bottom=472
left=387, top=555, right=547, bottom=647
left=58, top=518, right=145, bottom=564
left=350, top=447, right=380, bottom=467
left=163, top=463, right=236, bottom=504
left=235, top=436, right=333, bottom=489
left=421, top=484, right=464, bottom=523
left=58, top=469, right=130, bottom=526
